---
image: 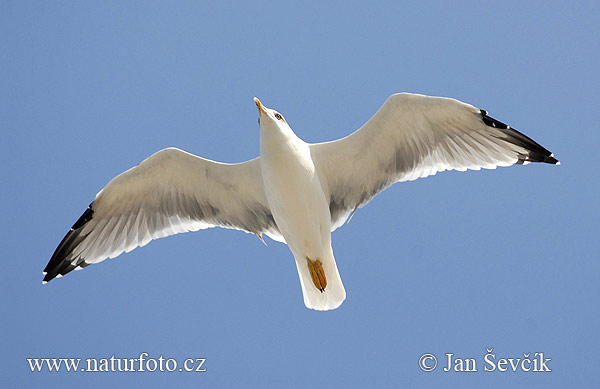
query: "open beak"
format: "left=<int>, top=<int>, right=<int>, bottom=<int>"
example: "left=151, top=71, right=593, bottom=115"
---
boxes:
left=254, top=97, right=266, bottom=115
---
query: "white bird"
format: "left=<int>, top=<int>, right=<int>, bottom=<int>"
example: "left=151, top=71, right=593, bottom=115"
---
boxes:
left=44, top=93, right=559, bottom=310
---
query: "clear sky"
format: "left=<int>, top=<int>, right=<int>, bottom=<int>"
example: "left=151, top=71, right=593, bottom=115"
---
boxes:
left=3, top=1, right=599, bottom=387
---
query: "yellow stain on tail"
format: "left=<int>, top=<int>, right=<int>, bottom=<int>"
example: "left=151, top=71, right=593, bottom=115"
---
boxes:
left=306, top=257, right=327, bottom=292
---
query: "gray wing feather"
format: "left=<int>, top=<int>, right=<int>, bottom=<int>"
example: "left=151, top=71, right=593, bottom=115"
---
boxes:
left=44, top=147, right=281, bottom=282
left=311, top=93, right=558, bottom=230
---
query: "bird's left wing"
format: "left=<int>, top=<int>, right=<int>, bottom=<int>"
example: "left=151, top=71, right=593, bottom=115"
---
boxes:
left=43, top=147, right=283, bottom=283
left=310, top=93, right=559, bottom=230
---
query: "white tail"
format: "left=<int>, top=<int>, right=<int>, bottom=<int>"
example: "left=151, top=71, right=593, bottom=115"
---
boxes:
left=293, top=247, right=346, bottom=310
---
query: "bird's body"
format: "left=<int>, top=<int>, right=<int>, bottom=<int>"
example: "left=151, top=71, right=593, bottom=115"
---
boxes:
left=44, top=93, right=559, bottom=310
left=259, top=106, right=345, bottom=309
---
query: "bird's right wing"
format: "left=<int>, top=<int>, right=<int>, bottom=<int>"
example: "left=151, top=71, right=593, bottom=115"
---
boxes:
left=44, top=147, right=283, bottom=283
left=310, top=93, right=558, bottom=230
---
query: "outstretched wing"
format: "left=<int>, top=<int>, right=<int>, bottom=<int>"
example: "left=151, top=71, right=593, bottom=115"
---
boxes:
left=310, top=93, right=559, bottom=230
left=44, top=147, right=282, bottom=283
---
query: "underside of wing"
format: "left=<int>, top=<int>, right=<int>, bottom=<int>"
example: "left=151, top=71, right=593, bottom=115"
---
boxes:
left=311, top=93, right=559, bottom=230
left=43, top=147, right=282, bottom=283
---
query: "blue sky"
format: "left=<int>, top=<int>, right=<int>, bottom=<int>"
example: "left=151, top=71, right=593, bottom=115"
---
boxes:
left=2, top=1, right=599, bottom=387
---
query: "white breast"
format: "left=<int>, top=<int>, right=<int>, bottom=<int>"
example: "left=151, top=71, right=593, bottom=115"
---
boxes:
left=260, top=134, right=331, bottom=258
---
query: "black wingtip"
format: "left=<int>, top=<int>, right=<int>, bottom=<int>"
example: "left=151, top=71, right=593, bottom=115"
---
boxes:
left=480, top=109, right=509, bottom=129
left=72, top=204, right=94, bottom=230
left=480, top=110, right=559, bottom=165
left=43, top=203, right=94, bottom=283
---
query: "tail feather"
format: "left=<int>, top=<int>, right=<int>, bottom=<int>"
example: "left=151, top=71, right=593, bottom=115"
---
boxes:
left=293, top=248, right=346, bottom=311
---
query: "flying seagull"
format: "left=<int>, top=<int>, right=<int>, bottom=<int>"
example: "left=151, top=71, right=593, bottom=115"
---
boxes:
left=44, top=93, right=559, bottom=310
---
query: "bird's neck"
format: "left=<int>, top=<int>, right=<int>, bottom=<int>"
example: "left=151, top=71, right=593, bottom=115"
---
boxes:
left=260, top=125, right=305, bottom=157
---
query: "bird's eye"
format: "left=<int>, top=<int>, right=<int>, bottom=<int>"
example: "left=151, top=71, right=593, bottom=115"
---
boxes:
left=274, top=113, right=283, bottom=121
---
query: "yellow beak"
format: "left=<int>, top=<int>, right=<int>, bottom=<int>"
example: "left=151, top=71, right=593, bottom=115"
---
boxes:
left=254, top=97, right=266, bottom=115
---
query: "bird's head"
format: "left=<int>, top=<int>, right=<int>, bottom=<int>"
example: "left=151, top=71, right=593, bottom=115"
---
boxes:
left=254, top=97, right=291, bottom=135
